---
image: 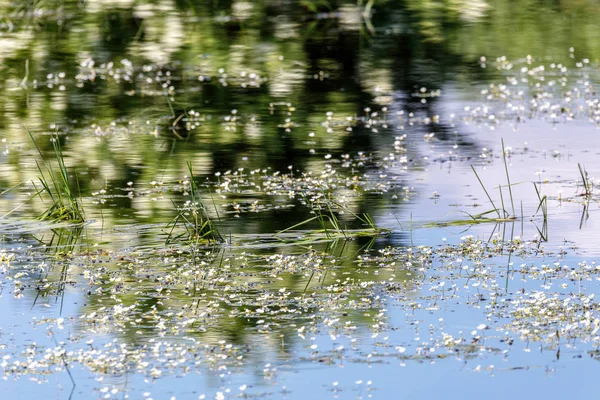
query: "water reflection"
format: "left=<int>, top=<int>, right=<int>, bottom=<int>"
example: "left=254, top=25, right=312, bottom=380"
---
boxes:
left=16, top=235, right=417, bottom=348
left=3, top=3, right=600, bottom=397
left=2, top=1, right=594, bottom=214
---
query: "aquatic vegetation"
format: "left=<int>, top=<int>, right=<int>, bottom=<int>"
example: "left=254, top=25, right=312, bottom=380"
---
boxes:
left=164, top=162, right=223, bottom=245
left=4, top=0, right=600, bottom=396
left=4, top=233, right=599, bottom=389
left=276, top=195, right=388, bottom=241
left=27, top=130, right=85, bottom=224
left=2, top=52, right=600, bottom=400
left=531, top=183, right=548, bottom=240
left=578, top=163, right=593, bottom=196
left=468, top=139, right=518, bottom=222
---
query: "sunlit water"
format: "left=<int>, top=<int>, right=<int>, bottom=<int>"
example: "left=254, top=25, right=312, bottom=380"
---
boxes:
left=2, top=1, right=600, bottom=399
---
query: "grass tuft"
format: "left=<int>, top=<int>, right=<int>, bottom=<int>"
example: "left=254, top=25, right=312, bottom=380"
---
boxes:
left=276, top=195, right=388, bottom=241
left=471, top=139, right=517, bottom=220
left=165, top=162, right=224, bottom=245
left=28, top=129, right=85, bottom=224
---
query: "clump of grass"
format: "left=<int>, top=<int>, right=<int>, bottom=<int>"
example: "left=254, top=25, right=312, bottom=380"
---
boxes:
left=28, top=129, right=85, bottom=223
left=471, top=165, right=503, bottom=219
left=276, top=195, right=388, bottom=241
left=165, top=162, right=224, bottom=245
left=469, top=139, right=517, bottom=221
left=444, top=140, right=552, bottom=236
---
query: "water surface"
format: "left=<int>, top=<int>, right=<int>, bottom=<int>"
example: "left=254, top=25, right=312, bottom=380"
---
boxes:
left=2, top=1, right=600, bottom=399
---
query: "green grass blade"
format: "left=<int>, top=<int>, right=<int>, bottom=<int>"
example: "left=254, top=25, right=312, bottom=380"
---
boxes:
left=501, top=139, right=515, bottom=216
left=471, top=165, right=501, bottom=218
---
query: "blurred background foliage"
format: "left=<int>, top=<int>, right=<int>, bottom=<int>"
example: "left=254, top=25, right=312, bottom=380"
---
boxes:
left=0, top=0, right=598, bottom=238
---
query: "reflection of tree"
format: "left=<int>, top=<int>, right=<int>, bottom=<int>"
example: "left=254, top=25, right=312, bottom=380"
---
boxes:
left=1, top=0, right=599, bottom=231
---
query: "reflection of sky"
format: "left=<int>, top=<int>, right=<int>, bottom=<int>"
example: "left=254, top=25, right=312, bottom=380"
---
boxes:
left=390, top=112, right=600, bottom=255
left=3, top=248, right=600, bottom=400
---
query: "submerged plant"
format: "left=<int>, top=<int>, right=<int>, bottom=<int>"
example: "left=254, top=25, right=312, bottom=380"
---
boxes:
left=165, top=162, right=224, bottom=245
left=28, top=129, right=85, bottom=223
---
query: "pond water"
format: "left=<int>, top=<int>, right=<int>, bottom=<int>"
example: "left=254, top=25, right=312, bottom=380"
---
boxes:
left=2, top=1, right=600, bottom=399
